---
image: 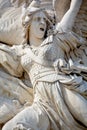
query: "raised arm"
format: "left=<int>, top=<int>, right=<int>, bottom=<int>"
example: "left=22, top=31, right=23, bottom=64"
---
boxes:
left=56, top=0, right=82, bottom=32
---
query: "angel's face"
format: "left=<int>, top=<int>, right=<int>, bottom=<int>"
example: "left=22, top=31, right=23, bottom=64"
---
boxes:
left=30, top=11, right=47, bottom=39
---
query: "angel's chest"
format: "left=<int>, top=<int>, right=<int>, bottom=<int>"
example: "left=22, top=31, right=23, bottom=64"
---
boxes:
left=21, top=44, right=61, bottom=71
left=21, top=53, right=33, bottom=72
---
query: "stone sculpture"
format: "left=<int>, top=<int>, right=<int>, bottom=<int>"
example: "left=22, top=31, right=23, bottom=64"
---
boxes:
left=0, top=0, right=87, bottom=129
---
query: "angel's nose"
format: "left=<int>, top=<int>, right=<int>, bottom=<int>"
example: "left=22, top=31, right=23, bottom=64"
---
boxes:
left=40, top=18, right=45, bottom=25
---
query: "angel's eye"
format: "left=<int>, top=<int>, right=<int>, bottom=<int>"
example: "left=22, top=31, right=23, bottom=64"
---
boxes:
left=33, top=17, right=41, bottom=22
left=43, top=18, right=46, bottom=22
left=37, top=17, right=41, bottom=21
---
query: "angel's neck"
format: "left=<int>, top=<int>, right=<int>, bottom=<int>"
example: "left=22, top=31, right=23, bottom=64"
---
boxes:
left=29, top=33, right=43, bottom=48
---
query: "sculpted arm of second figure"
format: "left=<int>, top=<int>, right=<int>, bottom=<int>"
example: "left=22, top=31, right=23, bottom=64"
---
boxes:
left=53, top=0, right=83, bottom=73
left=55, top=0, right=82, bottom=32
left=0, top=44, right=24, bottom=77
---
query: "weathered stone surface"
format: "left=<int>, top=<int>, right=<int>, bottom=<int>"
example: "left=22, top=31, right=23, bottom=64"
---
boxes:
left=0, top=0, right=87, bottom=129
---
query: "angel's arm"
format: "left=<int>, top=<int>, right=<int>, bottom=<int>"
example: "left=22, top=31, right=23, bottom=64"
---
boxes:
left=56, top=0, right=82, bottom=32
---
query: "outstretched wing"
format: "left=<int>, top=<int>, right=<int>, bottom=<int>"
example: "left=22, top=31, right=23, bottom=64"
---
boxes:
left=0, top=0, right=23, bottom=45
left=0, top=0, right=12, bottom=17
left=0, top=0, right=31, bottom=45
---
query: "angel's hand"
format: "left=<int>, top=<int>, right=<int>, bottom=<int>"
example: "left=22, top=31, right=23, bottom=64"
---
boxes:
left=53, top=59, right=71, bottom=74
left=69, top=58, right=87, bottom=73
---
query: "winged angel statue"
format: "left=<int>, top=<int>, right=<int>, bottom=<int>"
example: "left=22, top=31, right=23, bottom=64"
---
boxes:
left=0, top=0, right=87, bottom=129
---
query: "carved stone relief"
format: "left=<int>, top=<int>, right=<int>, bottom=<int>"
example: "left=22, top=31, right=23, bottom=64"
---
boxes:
left=0, top=0, right=87, bottom=130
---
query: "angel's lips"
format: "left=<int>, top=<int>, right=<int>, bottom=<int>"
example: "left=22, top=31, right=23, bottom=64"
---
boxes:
left=40, top=27, right=45, bottom=31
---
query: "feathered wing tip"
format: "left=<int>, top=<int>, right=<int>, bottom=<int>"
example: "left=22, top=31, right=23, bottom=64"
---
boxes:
left=10, top=0, right=32, bottom=7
